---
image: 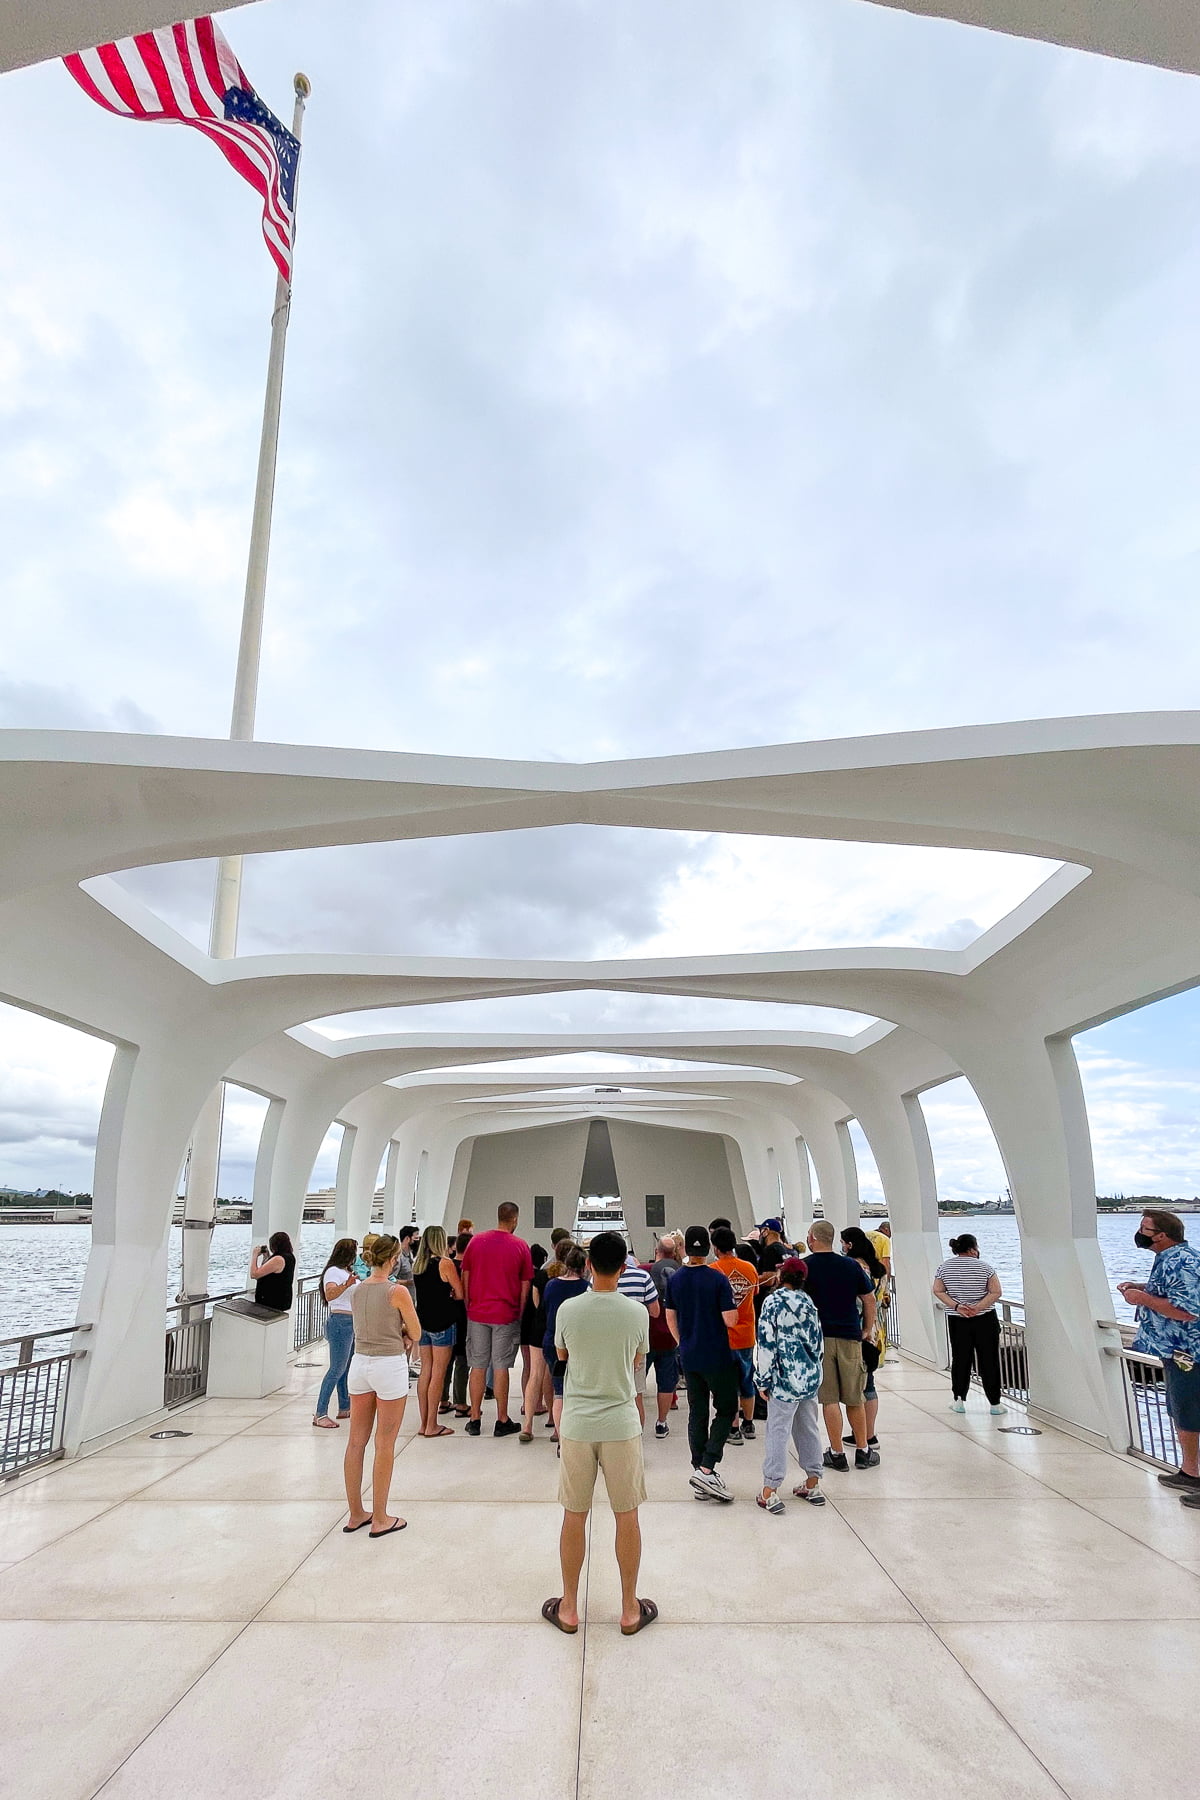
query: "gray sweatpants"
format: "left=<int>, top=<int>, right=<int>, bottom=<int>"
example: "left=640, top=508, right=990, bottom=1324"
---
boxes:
left=763, top=1394, right=822, bottom=1489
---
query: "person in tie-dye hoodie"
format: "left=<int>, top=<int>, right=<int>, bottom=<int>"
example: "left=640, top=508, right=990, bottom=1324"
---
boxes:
left=755, top=1258, right=825, bottom=1514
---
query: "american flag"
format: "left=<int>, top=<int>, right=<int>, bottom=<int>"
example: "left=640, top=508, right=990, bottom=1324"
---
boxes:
left=64, top=16, right=300, bottom=283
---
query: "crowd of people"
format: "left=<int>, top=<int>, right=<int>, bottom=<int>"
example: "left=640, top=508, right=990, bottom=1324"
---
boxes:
left=288, top=1203, right=906, bottom=1551
left=259, top=1199, right=1200, bottom=1624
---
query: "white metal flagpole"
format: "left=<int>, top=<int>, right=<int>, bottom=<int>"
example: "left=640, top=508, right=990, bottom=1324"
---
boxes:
left=179, top=74, right=311, bottom=1304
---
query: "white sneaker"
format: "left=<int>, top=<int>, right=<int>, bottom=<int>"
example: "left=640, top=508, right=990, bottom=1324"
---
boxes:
left=989, top=1403, right=1005, bottom=1415
left=950, top=1400, right=966, bottom=1413
left=689, top=1466, right=733, bottom=1502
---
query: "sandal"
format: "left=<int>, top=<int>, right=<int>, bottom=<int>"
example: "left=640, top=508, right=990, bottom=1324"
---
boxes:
left=422, top=1426, right=454, bottom=1438
left=620, top=1598, right=659, bottom=1636
left=541, top=1597, right=578, bottom=1634
left=312, top=1416, right=338, bottom=1429
left=518, top=1429, right=534, bottom=1443
left=369, top=1519, right=408, bottom=1539
left=438, top=1403, right=454, bottom=1415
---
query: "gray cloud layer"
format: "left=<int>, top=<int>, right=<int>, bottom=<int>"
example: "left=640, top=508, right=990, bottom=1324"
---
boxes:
left=1, top=0, right=1198, bottom=1196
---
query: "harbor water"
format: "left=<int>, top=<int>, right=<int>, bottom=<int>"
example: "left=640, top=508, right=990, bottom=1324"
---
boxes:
left=0, top=1212, right=1171, bottom=1343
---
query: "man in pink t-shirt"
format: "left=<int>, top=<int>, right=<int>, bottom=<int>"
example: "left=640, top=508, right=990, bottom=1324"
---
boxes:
left=460, top=1202, right=534, bottom=1437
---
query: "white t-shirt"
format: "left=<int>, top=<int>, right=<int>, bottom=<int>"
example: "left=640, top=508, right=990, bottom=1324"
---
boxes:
left=324, top=1267, right=357, bottom=1314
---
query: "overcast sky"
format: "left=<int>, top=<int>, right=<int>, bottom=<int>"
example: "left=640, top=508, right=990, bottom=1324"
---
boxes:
left=1, top=0, right=1198, bottom=1203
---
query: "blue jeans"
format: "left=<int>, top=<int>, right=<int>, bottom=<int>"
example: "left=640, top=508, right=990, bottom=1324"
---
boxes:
left=315, top=1312, right=354, bottom=1417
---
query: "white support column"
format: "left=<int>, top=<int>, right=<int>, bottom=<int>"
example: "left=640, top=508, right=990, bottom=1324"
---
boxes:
left=251, top=1097, right=285, bottom=1244
left=69, top=1042, right=213, bottom=1448
left=344, top=1124, right=390, bottom=1239
left=800, top=1113, right=853, bottom=1229
left=792, top=1135, right=815, bottom=1234
left=266, top=1105, right=335, bottom=1242
left=836, top=1120, right=861, bottom=1227
left=848, top=1089, right=945, bottom=1364
left=381, top=1139, right=402, bottom=1232
left=957, top=1032, right=1127, bottom=1447
left=332, top=1124, right=356, bottom=1236
left=179, top=1083, right=223, bottom=1301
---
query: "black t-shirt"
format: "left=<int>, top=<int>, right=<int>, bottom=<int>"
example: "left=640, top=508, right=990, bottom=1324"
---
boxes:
left=521, top=1267, right=549, bottom=1344
left=758, top=1239, right=788, bottom=1276
left=665, top=1264, right=735, bottom=1369
left=801, top=1252, right=873, bottom=1340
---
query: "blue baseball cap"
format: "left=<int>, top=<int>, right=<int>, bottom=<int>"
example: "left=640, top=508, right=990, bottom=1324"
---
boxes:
left=758, top=1218, right=783, bottom=1234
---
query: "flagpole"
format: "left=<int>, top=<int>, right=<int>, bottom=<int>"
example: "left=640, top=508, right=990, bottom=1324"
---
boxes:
left=179, top=74, right=311, bottom=1305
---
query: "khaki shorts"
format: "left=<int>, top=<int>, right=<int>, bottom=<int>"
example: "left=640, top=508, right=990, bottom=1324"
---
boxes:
left=558, top=1436, right=647, bottom=1515
left=818, top=1338, right=866, bottom=1406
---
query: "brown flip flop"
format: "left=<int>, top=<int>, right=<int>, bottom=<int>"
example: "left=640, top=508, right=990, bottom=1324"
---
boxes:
left=620, top=1599, right=659, bottom=1636
left=541, top=1597, right=578, bottom=1634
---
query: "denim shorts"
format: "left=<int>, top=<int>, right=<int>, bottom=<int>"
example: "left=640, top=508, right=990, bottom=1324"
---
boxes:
left=732, top=1346, right=756, bottom=1399
left=419, top=1325, right=455, bottom=1348
left=645, top=1348, right=679, bottom=1394
left=1163, top=1356, right=1200, bottom=1433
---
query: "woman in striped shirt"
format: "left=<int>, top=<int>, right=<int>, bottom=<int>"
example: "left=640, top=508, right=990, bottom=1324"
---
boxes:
left=933, top=1235, right=1005, bottom=1413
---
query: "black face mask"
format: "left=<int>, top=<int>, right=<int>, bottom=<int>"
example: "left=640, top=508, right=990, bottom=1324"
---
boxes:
left=1133, top=1231, right=1155, bottom=1250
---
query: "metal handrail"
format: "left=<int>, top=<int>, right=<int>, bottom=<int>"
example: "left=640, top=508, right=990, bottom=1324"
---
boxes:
left=1106, top=1342, right=1180, bottom=1470
left=165, top=1289, right=245, bottom=1319
left=0, top=1317, right=91, bottom=1346
left=2, top=1330, right=90, bottom=1480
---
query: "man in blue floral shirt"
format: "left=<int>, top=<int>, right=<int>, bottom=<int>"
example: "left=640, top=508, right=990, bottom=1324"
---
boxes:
left=1119, top=1209, right=1200, bottom=1506
left=754, top=1256, right=825, bottom=1514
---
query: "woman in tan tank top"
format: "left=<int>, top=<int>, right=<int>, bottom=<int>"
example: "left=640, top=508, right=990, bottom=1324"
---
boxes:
left=344, top=1234, right=422, bottom=1538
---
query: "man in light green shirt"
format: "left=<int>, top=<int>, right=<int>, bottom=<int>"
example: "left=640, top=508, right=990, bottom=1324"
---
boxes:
left=542, top=1231, right=657, bottom=1638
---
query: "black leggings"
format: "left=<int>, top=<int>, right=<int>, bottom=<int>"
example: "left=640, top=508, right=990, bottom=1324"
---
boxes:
left=948, top=1310, right=1002, bottom=1405
left=685, top=1364, right=740, bottom=1469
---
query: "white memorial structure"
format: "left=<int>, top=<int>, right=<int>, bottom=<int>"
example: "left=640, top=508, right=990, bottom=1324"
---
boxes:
left=0, top=712, right=1196, bottom=1451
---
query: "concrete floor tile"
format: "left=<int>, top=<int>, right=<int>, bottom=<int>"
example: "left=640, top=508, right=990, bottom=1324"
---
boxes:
left=837, top=1495, right=1200, bottom=1620
left=584, top=1500, right=915, bottom=1624
left=1075, top=1493, right=1200, bottom=1563
left=1022, top=1451, right=1166, bottom=1503
left=0, top=1620, right=235, bottom=1800
left=99, top=1622, right=581, bottom=1799
left=819, top=1435, right=1047, bottom=1500
left=0, top=1498, right=344, bottom=1620
left=92, top=1432, right=237, bottom=1461
left=3, top=1459, right=173, bottom=1503
left=0, top=1498, right=115, bottom=1560
left=262, top=1501, right=578, bottom=1622
left=391, top=1434, right=566, bottom=1503
left=578, top=1623, right=1063, bottom=1799
left=936, top=1619, right=1200, bottom=1799
left=138, top=1433, right=360, bottom=1501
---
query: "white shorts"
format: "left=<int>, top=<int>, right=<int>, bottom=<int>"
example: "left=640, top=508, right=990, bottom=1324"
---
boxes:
left=347, top=1353, right=409, bottom=1403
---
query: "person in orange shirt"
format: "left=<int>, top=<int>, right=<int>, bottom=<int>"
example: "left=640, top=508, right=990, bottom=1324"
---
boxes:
left=711, top=1227, right=761, bottom=1444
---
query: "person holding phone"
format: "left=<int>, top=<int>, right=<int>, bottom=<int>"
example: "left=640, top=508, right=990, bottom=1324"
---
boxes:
left=250, top=1233, right=295, bottom=1312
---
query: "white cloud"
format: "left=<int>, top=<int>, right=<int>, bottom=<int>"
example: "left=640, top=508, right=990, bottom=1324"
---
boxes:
left=2, top=1, right=1200, bottom=1191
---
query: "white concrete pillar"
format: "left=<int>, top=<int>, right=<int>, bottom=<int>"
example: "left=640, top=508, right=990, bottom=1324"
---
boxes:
left=179, top=1083, right=223, bottom=1301
left=344, top=1124, right=390, bottom=1240
left=957, top=1032, right=1127, bottom=1447
left=836, top=1120, right=861, bottom=1227
left=332, top=1124, right=356, bottom=1236
left=69, top=1042, right=212, bottom=1448
left=251, top=1097, right=285, bottom=1244
left=800, top=1113, right=853, bottom=1230
left=381, top=1139, right=403, bottom=1232
left=791, top=1135, right=815, bottom=1234
left=849, top=1089, right=944, bottom=1364
left=266, top=1104, right=334, bottom=1242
